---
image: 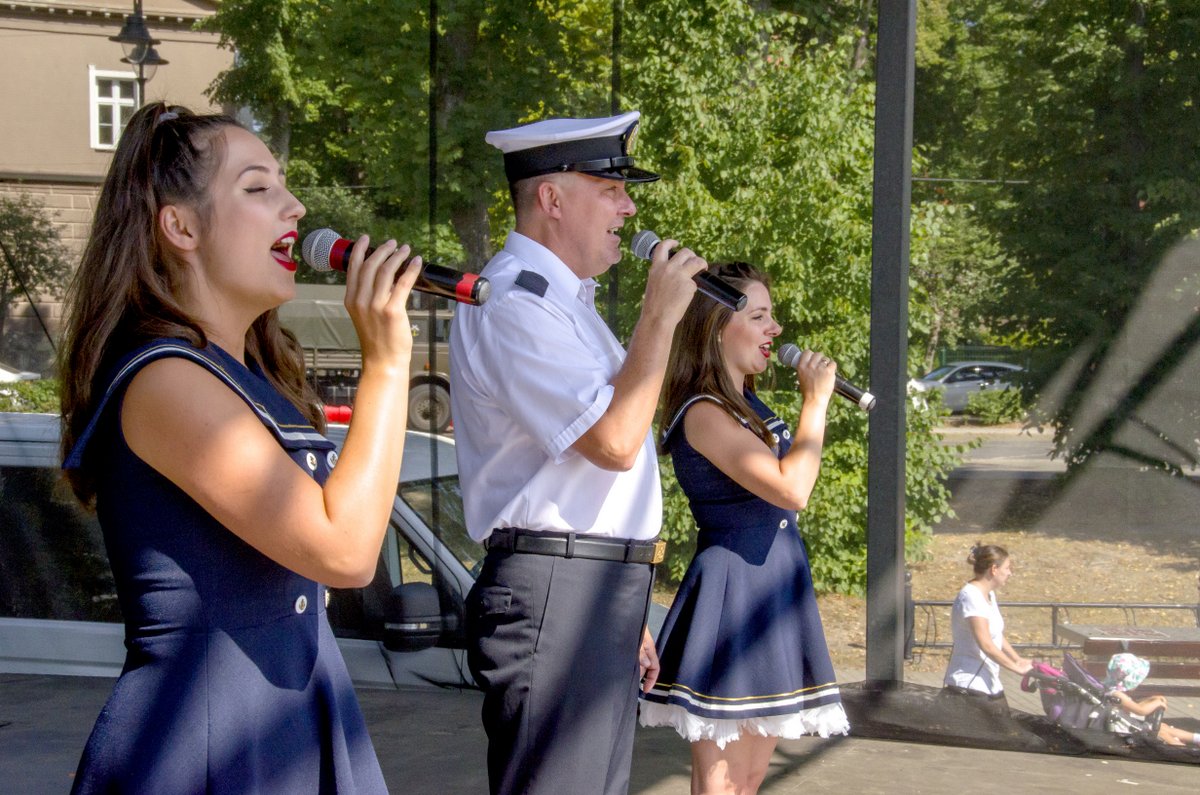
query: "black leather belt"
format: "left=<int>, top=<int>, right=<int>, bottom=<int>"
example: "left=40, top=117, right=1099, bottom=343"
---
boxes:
left=484, top=528, right=665, bottom=565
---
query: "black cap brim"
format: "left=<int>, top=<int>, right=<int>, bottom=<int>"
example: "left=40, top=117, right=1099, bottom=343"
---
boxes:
left=584, top=166, right=660, bottom=184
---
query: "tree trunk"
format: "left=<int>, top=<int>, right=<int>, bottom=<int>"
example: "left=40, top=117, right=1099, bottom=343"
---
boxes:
left=1121, top=2, right=1146, bottom=276
left=270, top=104, right=292, bottom=167
left=924, top=310, right=942, bottom=372
left=450, top=200, right=494, bottom=272
left=850, top=0, right=873, bottom=74
left=0, top=282, right=9, bottom=359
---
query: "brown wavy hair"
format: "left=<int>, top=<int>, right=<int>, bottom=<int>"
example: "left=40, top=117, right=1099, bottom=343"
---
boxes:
left=659, top=261, right=774, bottom=453
left=59, top=102, right=322, bottom=506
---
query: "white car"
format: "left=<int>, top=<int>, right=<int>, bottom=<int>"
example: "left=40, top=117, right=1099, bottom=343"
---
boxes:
left=908, top=361, right=1023, bottom=413
left=0, top=362, right=39, bottom=383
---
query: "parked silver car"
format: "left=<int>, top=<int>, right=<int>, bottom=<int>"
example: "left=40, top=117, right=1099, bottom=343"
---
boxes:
left=908, top=361, right=1023, bottom=413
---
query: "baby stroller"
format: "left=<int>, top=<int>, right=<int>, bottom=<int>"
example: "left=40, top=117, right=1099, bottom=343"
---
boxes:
left=1020, top=653, right=1163, bottom=739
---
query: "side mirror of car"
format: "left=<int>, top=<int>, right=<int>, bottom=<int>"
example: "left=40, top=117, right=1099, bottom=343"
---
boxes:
left=382, top=582, right=444, bottom=652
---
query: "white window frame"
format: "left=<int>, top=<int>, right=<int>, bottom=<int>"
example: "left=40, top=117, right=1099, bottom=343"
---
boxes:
left=89, top=66, right=138, bottom=150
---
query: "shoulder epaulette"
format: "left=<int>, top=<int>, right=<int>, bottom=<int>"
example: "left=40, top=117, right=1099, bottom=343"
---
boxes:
left=514, top=270, right=549, bottom=297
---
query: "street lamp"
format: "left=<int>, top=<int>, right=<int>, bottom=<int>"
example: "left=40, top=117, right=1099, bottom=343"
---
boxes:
left=109, top=1, right=168, bottom=104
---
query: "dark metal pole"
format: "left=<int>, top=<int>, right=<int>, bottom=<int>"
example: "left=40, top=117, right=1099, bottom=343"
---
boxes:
left=607, top=0, right=622, bottom=330
left=428, top=0, right=438, bottom=252
left=865, top=0, right=916, bottom=685
left=132, top=1, right=146, bottom=104
left=427, top=0, right=441, bottom=547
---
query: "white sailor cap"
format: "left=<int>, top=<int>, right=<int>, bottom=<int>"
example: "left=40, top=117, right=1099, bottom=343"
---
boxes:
left=485, top=111, right=659, bottom=184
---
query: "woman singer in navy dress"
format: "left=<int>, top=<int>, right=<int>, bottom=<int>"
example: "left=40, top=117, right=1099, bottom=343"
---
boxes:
left=59, top=102, right=423, bottom=793
left=640, top=262, right=849, bottom=795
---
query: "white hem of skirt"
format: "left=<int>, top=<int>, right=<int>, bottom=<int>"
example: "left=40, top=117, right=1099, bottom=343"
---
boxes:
left=639, top=700, right=850, bottom=750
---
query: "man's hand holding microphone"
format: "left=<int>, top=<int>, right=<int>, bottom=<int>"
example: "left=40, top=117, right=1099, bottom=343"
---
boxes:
left=638, top=234, right=710, bottom=331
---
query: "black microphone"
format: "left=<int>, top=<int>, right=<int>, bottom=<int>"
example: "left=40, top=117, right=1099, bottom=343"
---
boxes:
left=777, top=343, right=876, bottom=412
left=629, top=230, right=747, bottom=312
left=300, top=227, right=490, bottom=306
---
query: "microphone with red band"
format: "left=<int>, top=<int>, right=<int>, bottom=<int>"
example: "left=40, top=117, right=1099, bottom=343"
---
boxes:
left=777, top=343, right=876, bottom=412
left=300, top=227, right=490, bottom=306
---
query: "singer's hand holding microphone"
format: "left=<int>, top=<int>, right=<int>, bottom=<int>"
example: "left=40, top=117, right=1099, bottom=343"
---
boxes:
left=631, top=230, right=747, bottom=312
left=777, top=343, right=876, bottom=413
left=337, top=237, right=424, bottom=367
left=630, top=233, right=710, bottom=326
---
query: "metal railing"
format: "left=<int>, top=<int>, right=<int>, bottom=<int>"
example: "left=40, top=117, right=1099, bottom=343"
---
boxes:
left=909, top=600, right=1200, bottom=656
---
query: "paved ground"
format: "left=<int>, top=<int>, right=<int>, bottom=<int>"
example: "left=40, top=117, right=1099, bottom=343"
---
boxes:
left=942, top=423, right=1063, bottom=474
left=4, top=673, right=1199, bottom=794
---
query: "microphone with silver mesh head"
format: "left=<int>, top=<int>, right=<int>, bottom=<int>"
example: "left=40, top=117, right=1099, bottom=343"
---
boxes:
left=629, top=230, right=747, bottom=312
left=777, top=343, right=876, bottom=412
left=301, top=227, right=490, bottom=306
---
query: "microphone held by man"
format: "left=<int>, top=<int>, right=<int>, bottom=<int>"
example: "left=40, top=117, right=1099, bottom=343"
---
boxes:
left=630, top=230, right=748, bottom=312
left=301, top=227, right=491, bottom=306
left=777, top=343, right=876, bottom=412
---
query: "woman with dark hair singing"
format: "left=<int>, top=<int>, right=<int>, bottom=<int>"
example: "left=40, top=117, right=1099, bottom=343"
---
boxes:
left=640, top=262, right=849, bottom=795
left=60, top=102, right=421, bottom=793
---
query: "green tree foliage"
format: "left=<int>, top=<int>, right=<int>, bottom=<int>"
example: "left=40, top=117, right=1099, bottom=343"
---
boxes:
left=914, top=1, right=1200, bottom=468
left=0, top=379, right=59, bottom=413
left=617, top=1, right=959, bottom=593
left=0, top=194, right=71, bottom=368
left=909, top=203, right=1014, bottom=372
left=964, top=386, right=1024, bottom=426
left=200, top=0, right=326, bottom=161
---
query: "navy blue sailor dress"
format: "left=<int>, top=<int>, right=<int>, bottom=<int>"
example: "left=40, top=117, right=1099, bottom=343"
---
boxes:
left=639, top=391, right=849, bottom=748
left=66, top=338, right=387, bottom=794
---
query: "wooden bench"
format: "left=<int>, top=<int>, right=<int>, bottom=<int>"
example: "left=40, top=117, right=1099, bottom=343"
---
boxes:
left=1057, top=623, right=1200, bottom=698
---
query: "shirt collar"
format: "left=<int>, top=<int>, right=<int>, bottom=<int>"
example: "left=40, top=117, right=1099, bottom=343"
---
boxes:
left=502, top=231, right=598, bottom=308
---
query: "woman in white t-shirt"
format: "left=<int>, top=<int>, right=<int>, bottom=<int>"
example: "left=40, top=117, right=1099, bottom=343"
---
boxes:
left=943, top=543, right=1033, bottom=707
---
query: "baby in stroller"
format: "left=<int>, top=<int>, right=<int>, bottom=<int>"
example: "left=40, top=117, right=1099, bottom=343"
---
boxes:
left=1103, top=653, right=1200, bottom=747
left=1022, top=652, right=1200, bottom=747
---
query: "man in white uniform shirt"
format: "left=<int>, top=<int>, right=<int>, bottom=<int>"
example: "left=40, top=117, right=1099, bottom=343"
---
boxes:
left=450, top=111, right=706, bottom=795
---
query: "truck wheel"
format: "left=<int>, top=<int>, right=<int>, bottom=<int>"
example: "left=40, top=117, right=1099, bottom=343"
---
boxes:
left=408, top=382, right=452, bottom=432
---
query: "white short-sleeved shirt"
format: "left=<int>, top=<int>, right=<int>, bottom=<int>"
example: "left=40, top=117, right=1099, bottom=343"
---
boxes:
left=944, top=582, right=1005, bottom=695
left=449, top=232, right=662, bottom=543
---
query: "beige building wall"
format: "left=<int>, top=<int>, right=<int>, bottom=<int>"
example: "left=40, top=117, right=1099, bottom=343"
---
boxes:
left=0, top=2, right=229, bottom=372
left=0, top=1, right=227, bottom=184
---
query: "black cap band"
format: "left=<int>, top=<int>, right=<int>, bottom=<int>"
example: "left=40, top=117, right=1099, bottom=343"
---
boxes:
left=503, top=134, right=659, bottom=184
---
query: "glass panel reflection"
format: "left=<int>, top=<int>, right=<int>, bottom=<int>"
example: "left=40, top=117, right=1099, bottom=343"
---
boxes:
left=0, top=465, right=118, bottom=623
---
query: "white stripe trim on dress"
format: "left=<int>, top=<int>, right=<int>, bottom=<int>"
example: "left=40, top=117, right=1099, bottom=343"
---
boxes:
left=109, top=346, right=327, bottom=445
left=645, top=682, right=841, bottom=713
left=660, top=394, right=746, bottom=445
left=65, top=342, right=327, bottom=469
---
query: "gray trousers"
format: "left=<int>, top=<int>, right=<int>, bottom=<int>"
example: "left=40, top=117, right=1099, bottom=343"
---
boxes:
left=466, top=548, right=655, bottom=795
